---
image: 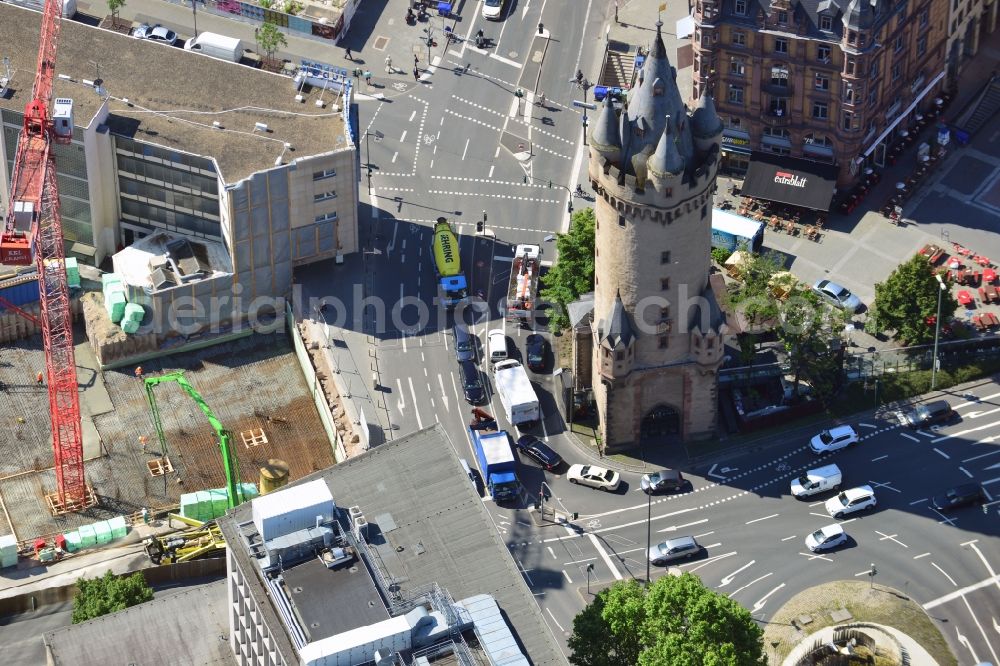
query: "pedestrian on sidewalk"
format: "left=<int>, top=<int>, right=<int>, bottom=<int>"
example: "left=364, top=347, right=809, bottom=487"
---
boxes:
left=385, top=56, right=393, bottom=73
left=413, top=66, right=420, bottom=82
left=35, top=371, right=43, bottom=385
left=345, top=48, right=353, bottom=61
left=537, top=92, right=545, bottom=107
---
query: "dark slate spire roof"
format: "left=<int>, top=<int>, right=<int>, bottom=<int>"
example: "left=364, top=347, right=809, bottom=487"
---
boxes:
left=591, top=93, right=622, bottom=153
left=620, top=20, right=692, bottom=176
left=648, top=115, right=685, bottom=177
left=601, top=291, right=635, bottom=348
left=690, top=92, right=723, bottom=139
left=843, top=0, right=875, bottom=30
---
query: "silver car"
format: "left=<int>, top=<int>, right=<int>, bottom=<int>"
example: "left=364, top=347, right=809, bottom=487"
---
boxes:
left=647, top=536, right=701, bottom=565
left=133, top=23, right=178, bottom=46
left=812, top=279, right=862, bottom=313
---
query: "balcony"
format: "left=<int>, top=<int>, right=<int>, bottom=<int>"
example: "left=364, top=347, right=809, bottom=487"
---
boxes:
left=762, top=112, right=792, bottom=127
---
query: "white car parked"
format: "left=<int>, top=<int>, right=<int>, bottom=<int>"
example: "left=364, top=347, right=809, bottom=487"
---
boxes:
left=809, top=425, right=859, bottom=455
left=825, top=485, right=877, bottom=519
left=567, top=464, right=621, bottom=492
left=805, top=524, right=847, bottom=552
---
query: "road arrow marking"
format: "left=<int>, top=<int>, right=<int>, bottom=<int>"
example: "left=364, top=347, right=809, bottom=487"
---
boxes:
left=437, top=373, right=449, bottom=412
left=751, top=583, right=786, bottom=612
left=719, top=466, right=740, bottom=473
left=727, top=572, right=772, bottom=598
left=707, top=464, right=727, bottom=480
left=956, top=628, right=979, bottom=664
left=719, top=560, right=755, bottom=587
left=658, top=518, right=709, bottom=533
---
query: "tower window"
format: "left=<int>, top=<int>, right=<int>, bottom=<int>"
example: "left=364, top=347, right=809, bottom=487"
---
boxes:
left=618, top=215, right=626, bottom=227
left=661, top=251, right=671, bottom=264
left=659, top=336, right=669, bottom=349
left=702, top=204, right=708, bottom=219
left=661, top=277, right=670, bottom=290
left=616, top=351, right=625, bottom=361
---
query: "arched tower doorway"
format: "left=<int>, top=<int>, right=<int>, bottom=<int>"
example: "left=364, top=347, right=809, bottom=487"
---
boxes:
left=641, top=404, right=680, bottom=439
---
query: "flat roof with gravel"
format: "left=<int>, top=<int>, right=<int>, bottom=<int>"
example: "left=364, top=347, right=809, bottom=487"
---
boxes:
left=0, top=334, right=334, bottom=541
left=0, top=4, right=350, bottom=183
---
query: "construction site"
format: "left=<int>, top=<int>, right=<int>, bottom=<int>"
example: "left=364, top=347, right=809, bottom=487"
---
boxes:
left=0, top=331, right=334, bottom=544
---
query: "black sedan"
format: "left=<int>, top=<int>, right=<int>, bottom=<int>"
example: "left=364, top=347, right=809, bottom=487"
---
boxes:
left=931, top=483, right=985, bottom=511
left=514, top=435, right=563, bottom=471
left=525, top=334, right=548, bottom=372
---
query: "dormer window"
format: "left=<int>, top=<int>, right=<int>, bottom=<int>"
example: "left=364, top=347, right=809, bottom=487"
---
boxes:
left=653, top=81, right=665, bottom=95
left=735, top=0, right=748, bottom=15
left=848, top=30, right=857, bottom=43
left=777, top=10, right=788, bottom=23
left=819, top=14, right=833, bottom=30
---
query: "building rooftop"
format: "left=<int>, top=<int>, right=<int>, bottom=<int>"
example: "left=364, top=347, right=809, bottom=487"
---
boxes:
left=44, top=580, right=236, bottom=666
left=283, top=555, right=388, bottom=641
left=218, top=423, right=568, bottom=665
left=0, top=4, right=351, bottom=184
left=113, top=231, right=233, bottom=291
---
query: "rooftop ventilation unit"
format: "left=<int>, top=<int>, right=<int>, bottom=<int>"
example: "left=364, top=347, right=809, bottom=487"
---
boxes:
left=212, top=121, right=222, bottom=129
left=295, top=94, right=304, bottom=103
left=254, top=122, right=269, bottom=133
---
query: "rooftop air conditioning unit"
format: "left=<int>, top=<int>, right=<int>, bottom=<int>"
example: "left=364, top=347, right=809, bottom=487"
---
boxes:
left=254, top=122, right=269, bottom=132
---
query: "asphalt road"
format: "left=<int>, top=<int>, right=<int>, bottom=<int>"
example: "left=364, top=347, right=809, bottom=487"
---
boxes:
left=492, top=381, right=1000, bottom=664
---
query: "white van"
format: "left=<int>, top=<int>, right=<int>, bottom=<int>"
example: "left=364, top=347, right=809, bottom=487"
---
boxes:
left=487, top=329, right=508, bottom=365
left=184, top=32, right=244, bottom=63
left=790, top=464, right=842, bottom=498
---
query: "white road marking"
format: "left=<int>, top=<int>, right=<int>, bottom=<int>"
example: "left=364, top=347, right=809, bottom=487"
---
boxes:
left=956, top=626, right=981, bottom=665
left=545, top=507, right=698, bottom=542
left=933, top=418, right=1000, bottom=443
left=957, top=391, right=1000, bottom=408
left=930, top=507, right=958, bottom=526
left=703, top=543, right=722, bottom=550
left=562, top=556, right=598, bottom=566
left=962, top=594, right=1000, bottom=666
left=959, top=466, right=974, bottom=478
left=407, top=377, right=423, bottom=429
left=694, top=531, right=715, bottom=538
left=719, top=560, right=756, bottom=587
left=726, top=572, right=771, bottom=597
left=963, top=406, right=1000, bottom=419
left=871, top=455, right=888, bottom=461
left=909, top=498, right=928, bottom=505
left=868, top=480, right=901, bottom=493
left=561, top=569, right=573, bottom=584
left=545, top=607, right=564, bottom=632
left=685, top=551, right=737, bottom=572
left=982, top=476, right=1000, bottom=486
left=858, top=422, right=877, bottom=429
left=461, top=137, right=470, bottom=160
left=931, top=562, right=959, bottom=587
left=547, top=546, right=557, bottom=559
left=437, top=373, right=449, bottom=413
left=924, top=574, right=1000, bottom=609
left=707, top=463, right=727, bottom=480
left=918, top=430, right=938, bottom=439
left=588, top=533, right=623, bottom=580
left=488, top=164, right=495, bottom=177
left=746, top=513, right=779, bottom=525
left=751, top=583, right=786, bottom=612
left=658, top=518, right=709, bottom=533
left=399, top=130, right=407, bottom=142
left=900, top=432, right=920, bottom=442
left=967, top=543, right=1000, bottom=595
left=489, top=52, right=522, bottom=68
left=799, top=551, right=834, bottom=562
left=395, top=378, right=406, bottom=412
left=781, top=535, right=797, bottom=541
left=855, top=569, right=874, bottom=577
left=913, top=552, right=931, bottom=559
left=875, top=531, right=908, bottom=548
left=933, top=447, right=951, bottom=459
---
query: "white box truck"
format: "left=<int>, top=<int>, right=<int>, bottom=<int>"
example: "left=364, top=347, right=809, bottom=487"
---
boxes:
left=184, top=32, right=244, bottom=63
left=493, top=359, right=539, bottom=428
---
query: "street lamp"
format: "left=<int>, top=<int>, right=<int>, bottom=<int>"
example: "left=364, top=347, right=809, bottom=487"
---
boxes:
left=514, top=88, right=525, bottom=114
left=363, top=130, right=384, bottom=196
left=868, top=562, right=877, bottom=589
left=931, top=273, right=946, bottom=390
left=586, top=562, right=595, bottom=595
left=646, top=480, right=652, bottom=585
left=191, top=0, right=199, bottom=38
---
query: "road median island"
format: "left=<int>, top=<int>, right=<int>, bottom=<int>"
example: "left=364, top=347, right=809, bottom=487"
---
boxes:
left=763, top=580, right=955, bottom=666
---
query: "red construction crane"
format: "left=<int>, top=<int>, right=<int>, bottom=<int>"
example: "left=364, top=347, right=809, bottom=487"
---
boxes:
left=0, top=0, right=88, bottom=512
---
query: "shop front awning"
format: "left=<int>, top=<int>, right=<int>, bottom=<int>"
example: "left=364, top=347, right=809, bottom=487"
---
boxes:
left=740, top=152, right=838, bottom=211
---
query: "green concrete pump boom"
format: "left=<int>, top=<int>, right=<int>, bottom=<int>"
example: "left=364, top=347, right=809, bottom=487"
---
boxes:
left=144, top=371, right=244, bottom=509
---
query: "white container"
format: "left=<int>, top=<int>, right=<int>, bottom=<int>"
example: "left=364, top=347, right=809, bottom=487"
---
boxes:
left=252, top=478, right=335, bottom=542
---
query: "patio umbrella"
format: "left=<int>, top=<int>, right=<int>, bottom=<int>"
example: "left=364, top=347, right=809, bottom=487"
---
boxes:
left=896, top=182, right=906, bottom=190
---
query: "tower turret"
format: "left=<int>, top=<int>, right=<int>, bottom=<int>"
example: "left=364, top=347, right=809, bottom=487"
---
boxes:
left=690, top=92, right=723, bottom=156
left=590, top=94, right=622, bottom=163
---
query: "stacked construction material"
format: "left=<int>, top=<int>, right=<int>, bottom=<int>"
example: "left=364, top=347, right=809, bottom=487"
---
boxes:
left=120, top=302, right=145, bottom=334
left=101, top=273, right=127, bottom=323
left=64, top=258, right=80, bottom=288
left=0, top=534, right=17, bottom=569
left=180, top=483, right=259, bottom=522
left=61, top=516, right=130, bottom=554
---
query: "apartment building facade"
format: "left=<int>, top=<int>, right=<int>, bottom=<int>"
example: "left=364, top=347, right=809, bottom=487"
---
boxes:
left=692, top=0, right=951, bottom=185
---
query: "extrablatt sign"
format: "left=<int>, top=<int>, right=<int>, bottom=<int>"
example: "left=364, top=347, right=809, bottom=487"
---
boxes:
left=774, top=170, right=808, bottom=188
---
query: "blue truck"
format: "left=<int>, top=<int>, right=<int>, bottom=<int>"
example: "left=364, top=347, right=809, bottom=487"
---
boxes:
left=469, top=417, right=518, bottom=502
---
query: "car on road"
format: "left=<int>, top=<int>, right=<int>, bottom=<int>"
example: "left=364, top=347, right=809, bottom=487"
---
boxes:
left=133, top=23, right=178, bottom=46
left=826, top=485, right=876, bottom=519
left=640, top=469, right=687, bottom=494
left=648, top=536, right=701, bottom=565
left=514, top=435, right=563, bottom=471
left=458, top=360, right=485, bottom=404
left=931, top=483, right=986, bottom=511
left=901, top=400, right=955, bottom=429
left=812, top=279, right=863, bottom=313
left=452, top=323, right=476, bottom=362
left=525, top=334, right=548, bottom=372
left=481, top=0, right=505, bottom=19
left=805, top=524, right=847, bottom=552
left=809, top=425, right=859, bottom=455
left=567, top=464, right=621, bottom=491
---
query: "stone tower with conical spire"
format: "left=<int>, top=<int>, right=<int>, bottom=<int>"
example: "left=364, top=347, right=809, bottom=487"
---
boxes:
left=585, top=20, right=725, bottom=450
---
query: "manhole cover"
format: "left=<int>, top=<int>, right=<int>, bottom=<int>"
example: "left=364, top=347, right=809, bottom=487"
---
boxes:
left=373, top=36, right=389, bottom=50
